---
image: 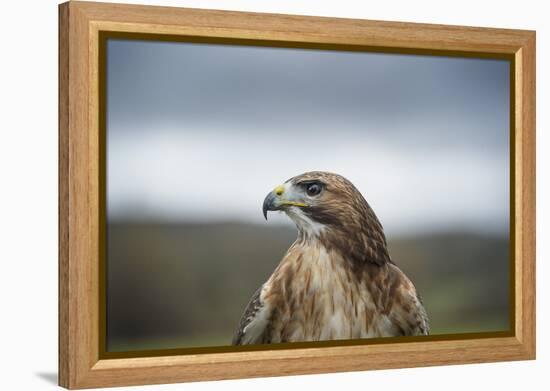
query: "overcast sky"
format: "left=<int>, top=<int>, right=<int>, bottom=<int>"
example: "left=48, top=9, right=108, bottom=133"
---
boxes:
left=106, top=39, right=510, bottom=235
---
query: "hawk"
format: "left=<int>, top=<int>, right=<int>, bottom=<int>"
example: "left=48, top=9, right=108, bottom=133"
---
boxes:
left=233, top=171, right=429, bottom=345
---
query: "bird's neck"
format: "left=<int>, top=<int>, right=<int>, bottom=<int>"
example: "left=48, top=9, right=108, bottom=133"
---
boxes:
left=286, top=204, right=391, bottom=266
left=286, top=207, right=327, bottom=241
left=296, top=223, right=391, bottom=267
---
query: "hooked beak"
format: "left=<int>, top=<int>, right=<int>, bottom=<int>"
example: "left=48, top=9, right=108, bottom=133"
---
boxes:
left=262, top=192, right=277, bottom=220
left=262, top=185, right=308, bottom=220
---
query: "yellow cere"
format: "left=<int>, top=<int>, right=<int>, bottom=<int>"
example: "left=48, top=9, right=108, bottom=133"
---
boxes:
left=274, top=185, right=285, bottom=196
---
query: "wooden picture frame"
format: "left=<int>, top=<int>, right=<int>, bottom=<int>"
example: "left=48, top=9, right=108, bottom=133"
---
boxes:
left=58, top=1, right=536, bottom=388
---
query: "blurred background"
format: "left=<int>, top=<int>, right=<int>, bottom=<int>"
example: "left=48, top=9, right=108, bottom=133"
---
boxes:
left=106, top=39, right=510, bottom=352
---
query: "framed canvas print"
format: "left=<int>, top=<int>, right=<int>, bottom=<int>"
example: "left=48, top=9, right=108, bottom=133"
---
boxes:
left=58, top=1, right=536, bottom=389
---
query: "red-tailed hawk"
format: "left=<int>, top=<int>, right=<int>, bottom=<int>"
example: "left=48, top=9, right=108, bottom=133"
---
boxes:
left=233, top=171, right=428, bottom=345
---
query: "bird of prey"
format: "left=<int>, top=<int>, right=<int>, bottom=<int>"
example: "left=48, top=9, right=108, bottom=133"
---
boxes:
left=233, top=171, right=428, bottom=345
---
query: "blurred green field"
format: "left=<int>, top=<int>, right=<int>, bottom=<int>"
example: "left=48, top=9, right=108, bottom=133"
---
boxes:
left=106, top=222, right=509, bottom=352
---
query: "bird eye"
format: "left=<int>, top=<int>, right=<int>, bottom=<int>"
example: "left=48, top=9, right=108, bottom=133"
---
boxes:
left=306, top=183, right=322, bottom=197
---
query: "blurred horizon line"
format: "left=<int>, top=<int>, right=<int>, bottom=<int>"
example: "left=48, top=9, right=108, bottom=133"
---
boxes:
left=107, top=218, right=509, bottom=238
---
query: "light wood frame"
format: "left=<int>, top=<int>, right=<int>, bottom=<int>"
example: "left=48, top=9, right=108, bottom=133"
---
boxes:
left=59, top=1, right=536, bottom=388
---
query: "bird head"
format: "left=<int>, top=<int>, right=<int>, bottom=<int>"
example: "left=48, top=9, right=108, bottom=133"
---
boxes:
left=263, top=171, right=359, bottom=233
left=262, top=171, right=390, bottom=266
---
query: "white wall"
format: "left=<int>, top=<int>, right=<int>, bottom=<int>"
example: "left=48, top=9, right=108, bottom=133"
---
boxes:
left=0, top=0, right=546, bottom=390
